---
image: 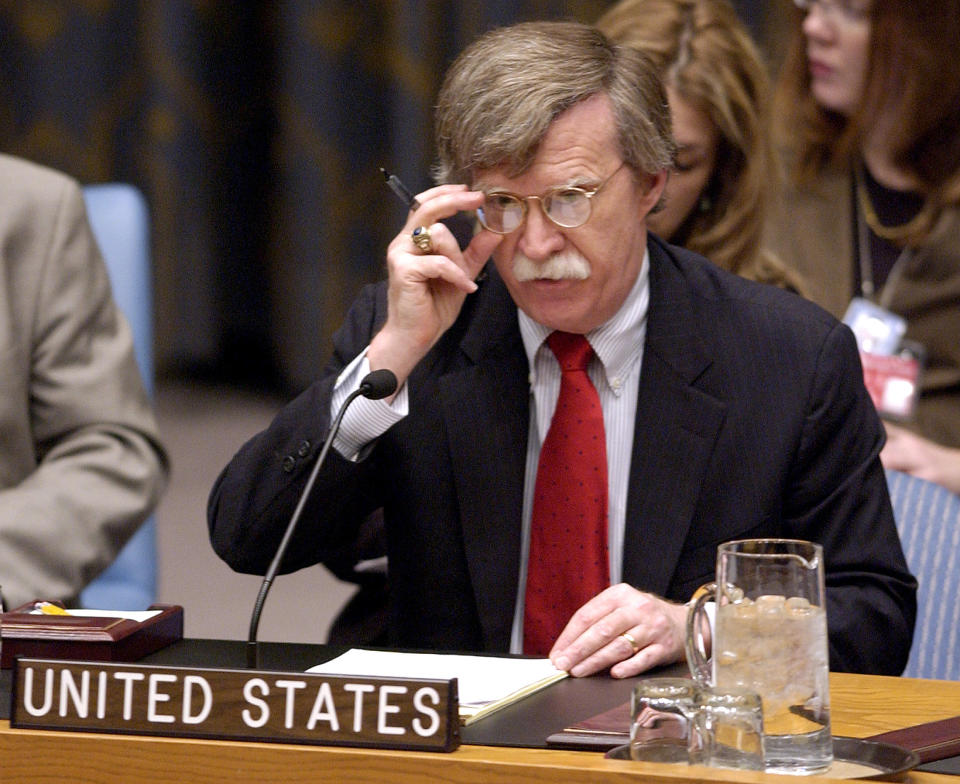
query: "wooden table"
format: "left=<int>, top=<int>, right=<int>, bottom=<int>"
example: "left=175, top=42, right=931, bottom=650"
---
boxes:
left=2, top=671, right=958, bottom=784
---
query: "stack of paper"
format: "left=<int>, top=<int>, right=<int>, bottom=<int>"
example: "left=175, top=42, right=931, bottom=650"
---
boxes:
left=308, top=649, right=567, bottom=725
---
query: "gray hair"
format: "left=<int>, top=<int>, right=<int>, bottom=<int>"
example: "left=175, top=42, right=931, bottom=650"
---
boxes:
left=433, top=21, right=675, bottom=185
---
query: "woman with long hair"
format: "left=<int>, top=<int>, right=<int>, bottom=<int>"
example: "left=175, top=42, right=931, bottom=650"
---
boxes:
left=597, top=0, right=802, bottom=290
left=769, top=0, right=960, bottom=479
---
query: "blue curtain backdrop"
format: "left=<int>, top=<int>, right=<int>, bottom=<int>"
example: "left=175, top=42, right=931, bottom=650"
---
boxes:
left=0, top=0, right=776, bottom=392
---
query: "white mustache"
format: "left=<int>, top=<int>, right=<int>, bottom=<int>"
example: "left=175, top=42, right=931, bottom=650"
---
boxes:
left=512, top=249, right=592, bottom=282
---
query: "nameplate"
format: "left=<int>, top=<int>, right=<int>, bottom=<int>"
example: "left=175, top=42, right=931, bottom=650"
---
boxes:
left=10, top=658, right=459, bottom=752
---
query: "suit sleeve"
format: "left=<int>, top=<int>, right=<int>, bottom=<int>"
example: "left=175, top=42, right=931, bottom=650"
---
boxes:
left=785, top=320, right=917, bottom=674
left=207, top=282, right=390, bottom=577
left=0, top=174, right=168, bottom=609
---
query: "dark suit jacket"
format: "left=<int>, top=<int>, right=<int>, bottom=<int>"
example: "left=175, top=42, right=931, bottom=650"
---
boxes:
left=209, top=236, right=916, bottom=674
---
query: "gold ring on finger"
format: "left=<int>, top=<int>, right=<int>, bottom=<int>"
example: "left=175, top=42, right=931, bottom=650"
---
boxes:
left=620, top=631, right=640, bottom=655
left=411, top=225, right=433, bottom=253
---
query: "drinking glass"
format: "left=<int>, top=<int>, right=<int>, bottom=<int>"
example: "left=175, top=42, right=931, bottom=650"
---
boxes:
left=689, top=685, right=764, bottom=770
left=629, top=678, right=696, bottom=763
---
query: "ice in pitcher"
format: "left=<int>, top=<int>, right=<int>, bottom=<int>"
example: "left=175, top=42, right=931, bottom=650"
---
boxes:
left=714, top=594, right=832, bottom=773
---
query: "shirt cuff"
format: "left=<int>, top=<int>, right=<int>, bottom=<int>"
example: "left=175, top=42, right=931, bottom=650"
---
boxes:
left=331, top=350, right=408, bottom=460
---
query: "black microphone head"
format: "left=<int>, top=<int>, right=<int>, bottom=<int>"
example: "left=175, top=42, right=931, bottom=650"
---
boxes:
left=359, top=369, right=398, bottom=400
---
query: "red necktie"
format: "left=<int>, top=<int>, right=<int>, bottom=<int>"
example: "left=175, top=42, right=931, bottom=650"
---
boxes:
left=523, top=331, right=610, bottom=655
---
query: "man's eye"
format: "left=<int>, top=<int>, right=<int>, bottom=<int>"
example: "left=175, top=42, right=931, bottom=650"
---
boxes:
left=552, top=189, right=583, bottom=205
left=487, top=194, right=518, bottom=210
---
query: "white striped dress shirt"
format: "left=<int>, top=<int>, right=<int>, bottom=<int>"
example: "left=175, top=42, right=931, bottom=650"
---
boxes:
left=332, top=250, right=650, bottom=653
left=509, top=252, right=648, bottom=651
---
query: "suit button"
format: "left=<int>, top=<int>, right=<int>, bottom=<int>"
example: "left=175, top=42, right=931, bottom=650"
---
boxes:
left=297, top=440, right=311, bottom=457
left=281, top=455, right=296, bottom=473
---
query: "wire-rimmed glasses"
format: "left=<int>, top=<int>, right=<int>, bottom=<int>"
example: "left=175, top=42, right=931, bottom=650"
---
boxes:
left=476, top=162, right=626, bottom=235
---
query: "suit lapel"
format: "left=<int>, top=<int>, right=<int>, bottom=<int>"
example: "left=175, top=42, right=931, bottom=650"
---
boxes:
left=623, top=240, right=727, bottom=596
left=440, top=270, right=528, bottom=649
left=437, top=245, right=731, bottom=636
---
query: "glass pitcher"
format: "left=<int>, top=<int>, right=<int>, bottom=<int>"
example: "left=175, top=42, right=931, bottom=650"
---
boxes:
left=686, top=538, right=832, bottom=774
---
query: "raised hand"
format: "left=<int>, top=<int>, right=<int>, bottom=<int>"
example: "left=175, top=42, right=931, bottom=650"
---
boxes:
left=368, top=184, right=502, bottom=385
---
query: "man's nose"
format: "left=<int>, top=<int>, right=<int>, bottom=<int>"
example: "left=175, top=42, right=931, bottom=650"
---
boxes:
left=517, top=200, right=565, bottom=260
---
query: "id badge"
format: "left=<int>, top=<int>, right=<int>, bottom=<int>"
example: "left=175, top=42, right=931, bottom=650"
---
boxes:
left=843, top=297, right=906, bottom=355
left=859, top=344, right=923, bottom=420
left=843, top=299, right=924, bottom=421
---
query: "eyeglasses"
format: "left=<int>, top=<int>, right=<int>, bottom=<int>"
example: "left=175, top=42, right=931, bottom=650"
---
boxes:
left=476, top=163, right=626, bottom=235
left=793, top=0, right=871, bottom=26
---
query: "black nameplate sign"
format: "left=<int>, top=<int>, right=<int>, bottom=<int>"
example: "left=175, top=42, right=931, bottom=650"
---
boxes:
left=10, top=658, right=459, bottom=752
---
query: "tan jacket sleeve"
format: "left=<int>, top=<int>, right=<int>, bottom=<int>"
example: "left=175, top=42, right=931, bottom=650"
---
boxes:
left=0, top=154, right=169, bottom=609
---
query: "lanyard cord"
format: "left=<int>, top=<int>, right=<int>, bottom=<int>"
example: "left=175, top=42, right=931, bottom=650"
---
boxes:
left=853, top=165, right=914, bottom=309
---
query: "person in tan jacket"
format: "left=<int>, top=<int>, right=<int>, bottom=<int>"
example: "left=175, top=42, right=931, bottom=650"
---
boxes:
left=767, top=0, right=960, bottom=488
left=0, top=153, right=168, bottom=610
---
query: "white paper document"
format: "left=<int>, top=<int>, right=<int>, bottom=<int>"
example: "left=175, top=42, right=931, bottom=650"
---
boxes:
left=308, top=648, right=567, bottom=724
left=28, top=607, right=162, bottom=623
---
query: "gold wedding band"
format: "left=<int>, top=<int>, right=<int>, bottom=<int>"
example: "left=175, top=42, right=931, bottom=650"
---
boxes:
left=411, top=225, right=433, bottom=253
left=620, top=631, right=640, bottom=655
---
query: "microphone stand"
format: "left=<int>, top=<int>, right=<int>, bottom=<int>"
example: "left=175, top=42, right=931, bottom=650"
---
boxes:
left=246, top=370, right=397, bottom=669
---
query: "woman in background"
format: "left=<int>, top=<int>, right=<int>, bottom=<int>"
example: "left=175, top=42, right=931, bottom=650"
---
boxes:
left=596, top=0, right=802, bottom=291
left=768, top=0, right=960, bottom=477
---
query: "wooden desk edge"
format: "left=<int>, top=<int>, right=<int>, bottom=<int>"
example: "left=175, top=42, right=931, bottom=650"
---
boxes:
left=3, top=672, right=959, bottom=784
left=1, top=720, right=955, bottom=784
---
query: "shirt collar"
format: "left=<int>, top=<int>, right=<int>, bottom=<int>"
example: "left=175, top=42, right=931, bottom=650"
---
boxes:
left=518, top=248, right=650, bottom=385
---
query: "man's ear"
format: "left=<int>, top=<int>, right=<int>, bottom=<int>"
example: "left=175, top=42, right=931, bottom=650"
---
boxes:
left=639, top=169, right=669, bottom=218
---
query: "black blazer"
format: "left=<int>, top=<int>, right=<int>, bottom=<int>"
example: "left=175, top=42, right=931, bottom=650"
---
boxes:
left=209, top=236, right=916, bottom=674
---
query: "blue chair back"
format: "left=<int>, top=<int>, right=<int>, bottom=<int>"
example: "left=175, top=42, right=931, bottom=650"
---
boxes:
left=78, top=184, right=158, bottom=610
left=886, top=469, right=960, bottom=680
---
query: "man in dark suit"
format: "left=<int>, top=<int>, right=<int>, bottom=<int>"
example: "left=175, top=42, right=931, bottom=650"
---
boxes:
left=208, top=21, right=915, bottom=676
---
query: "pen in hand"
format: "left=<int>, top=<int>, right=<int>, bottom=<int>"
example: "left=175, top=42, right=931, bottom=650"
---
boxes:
left=380, top=167, right=421, bottom=211
left=381, top=167, right=487, bottom=282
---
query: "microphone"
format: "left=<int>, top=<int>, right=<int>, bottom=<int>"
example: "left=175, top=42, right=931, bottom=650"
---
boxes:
left=356, top=368, right=400, bottom=401
left=246, top=368, right=398, bottom=668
